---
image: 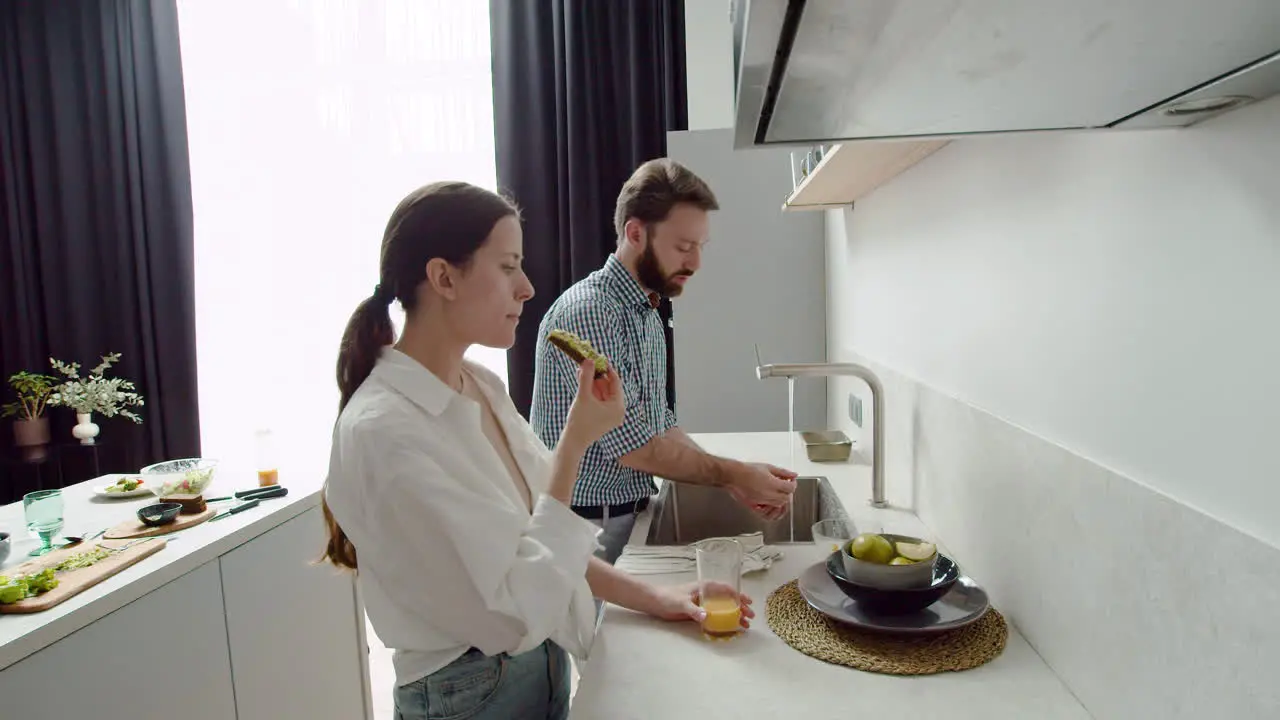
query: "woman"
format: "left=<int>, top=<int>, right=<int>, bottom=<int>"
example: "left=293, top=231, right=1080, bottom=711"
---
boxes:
left=321, top=181, right=753, bottom=720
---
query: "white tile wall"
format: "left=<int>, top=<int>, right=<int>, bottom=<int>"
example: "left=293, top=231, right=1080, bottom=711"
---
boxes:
left=833, top=352, right=1280, bottom=720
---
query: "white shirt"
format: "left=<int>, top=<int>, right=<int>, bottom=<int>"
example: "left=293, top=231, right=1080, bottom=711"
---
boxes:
left=323, top=348, right=602, bottom=686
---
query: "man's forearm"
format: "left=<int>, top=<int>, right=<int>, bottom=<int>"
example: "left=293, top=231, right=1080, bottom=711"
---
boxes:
left=618, top=431, right=737, bottom=487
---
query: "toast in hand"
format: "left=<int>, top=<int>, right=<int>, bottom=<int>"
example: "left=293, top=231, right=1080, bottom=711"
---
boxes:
left=547, top=329, right=609, bottom=377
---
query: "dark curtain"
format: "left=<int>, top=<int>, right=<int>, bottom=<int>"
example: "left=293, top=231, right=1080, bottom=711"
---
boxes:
left=490, top=0, right=688, bottom=418
left=0, top=0, right=200, bottom=480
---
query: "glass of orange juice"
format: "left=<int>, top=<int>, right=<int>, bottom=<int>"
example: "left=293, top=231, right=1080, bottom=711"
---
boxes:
left=695, top=538, right=744, bottom=638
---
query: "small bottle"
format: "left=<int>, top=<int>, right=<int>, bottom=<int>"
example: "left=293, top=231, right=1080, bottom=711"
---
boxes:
left=255, top=429, right=279, bottom=487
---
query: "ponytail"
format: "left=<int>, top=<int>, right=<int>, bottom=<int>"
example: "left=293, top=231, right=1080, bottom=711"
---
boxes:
left=322, top=292, right=395, bottom=571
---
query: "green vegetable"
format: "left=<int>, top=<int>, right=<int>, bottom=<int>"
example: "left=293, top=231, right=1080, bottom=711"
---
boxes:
left=54, top=547, right=111, bottom=572
left=0, top=577, right=30, bottom=604
left=25, top=568, right=58, bottom=593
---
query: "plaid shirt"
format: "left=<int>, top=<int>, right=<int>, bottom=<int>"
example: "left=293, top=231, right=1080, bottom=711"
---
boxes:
left=530, top=255, right=677, bottom=507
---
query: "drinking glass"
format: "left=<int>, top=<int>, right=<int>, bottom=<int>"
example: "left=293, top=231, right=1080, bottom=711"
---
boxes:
left=24, top=489, right=64, bottom=557
left=812, top=518, right=858, bottom=555
left=694, top=537, right=743, bottom=638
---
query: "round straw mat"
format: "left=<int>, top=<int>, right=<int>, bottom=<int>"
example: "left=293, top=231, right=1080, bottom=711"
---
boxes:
left=766, top=579, right=1008, bottom=675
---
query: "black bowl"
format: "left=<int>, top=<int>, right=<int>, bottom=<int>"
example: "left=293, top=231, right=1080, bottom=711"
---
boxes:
left=137, top=502, right=182, bottom=527
left=826, top=551, right=959, bottom=615
left=0, top=531, right=10, bottom=565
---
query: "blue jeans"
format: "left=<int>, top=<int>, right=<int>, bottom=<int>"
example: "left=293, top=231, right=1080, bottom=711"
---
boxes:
left=588, top=508, right=639, bottom=565
left=393, top=641, right=571, bottom=720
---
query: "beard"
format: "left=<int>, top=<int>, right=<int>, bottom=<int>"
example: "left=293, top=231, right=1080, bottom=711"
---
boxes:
left=636, top=237, right=692, bottom=298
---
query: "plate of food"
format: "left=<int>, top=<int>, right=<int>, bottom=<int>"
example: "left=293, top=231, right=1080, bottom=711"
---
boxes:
left=94, top=476, right=151, bottom=499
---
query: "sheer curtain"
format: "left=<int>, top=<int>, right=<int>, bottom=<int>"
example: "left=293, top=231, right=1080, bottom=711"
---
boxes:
left=177, top=0, right=505, bottom=479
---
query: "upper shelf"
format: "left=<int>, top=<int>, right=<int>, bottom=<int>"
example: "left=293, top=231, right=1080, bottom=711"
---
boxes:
left=782, top=140, right=950, bottom=212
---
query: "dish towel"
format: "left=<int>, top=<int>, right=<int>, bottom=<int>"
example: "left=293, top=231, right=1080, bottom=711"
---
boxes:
left=614, top=532, right=784, bottom=575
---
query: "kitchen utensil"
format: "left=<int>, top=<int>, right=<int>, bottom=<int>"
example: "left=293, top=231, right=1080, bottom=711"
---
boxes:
left=841, top=533, right=938, bottom=590
left=140, top=457, right=219, bottom=497
left=0, top=538, right=167, bottom=614
left=205, top=485, right=288, bottom=503
left=695, top=537, right=744, bottom=638
left=23, top=489, right=64, bottom=557
left=826, top=551, right=960, bottom=615
left=103, top=506, right=216, bottom=540
left=137, top=502, right=183, bottom=527
left=60, top=527, right=107, bottom=547
left=211, top=497, right=261, bottom=522
left=811, top=518, right=857, bottom=554
left=799, top=430, right=853, bottom=462
left=796, top=559, right=989, bottom=635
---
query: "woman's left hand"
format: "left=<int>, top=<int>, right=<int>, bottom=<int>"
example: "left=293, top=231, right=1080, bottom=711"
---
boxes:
left=645, top=581, right=755, bottom=629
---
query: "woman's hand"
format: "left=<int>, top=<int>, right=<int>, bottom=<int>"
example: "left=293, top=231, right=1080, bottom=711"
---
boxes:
left=643, top=581, right=755, bottom=630
left=563, top=359, right=625, bottom=448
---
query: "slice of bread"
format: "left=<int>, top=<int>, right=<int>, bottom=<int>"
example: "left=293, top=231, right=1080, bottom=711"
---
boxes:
left=547, top=329, right=609, bottom=377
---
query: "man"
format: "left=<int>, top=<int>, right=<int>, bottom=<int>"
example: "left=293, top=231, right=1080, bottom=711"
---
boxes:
left=530, top=158, right=798, bottom=564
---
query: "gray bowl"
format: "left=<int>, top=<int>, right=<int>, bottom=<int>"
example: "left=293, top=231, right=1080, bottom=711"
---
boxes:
left=840, top=533, right=939, bottom=590
left=138, top=502, right=182, bottom=527
left=0, top=532, right=10, bottom=566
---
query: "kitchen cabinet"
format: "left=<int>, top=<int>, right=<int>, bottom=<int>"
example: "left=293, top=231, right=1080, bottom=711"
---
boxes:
left=0, top=560, right=238, bottom=719
left=219, top=506, right=371, bottom=720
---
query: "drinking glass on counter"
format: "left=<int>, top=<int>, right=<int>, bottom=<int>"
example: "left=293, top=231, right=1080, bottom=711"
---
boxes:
left=23, top=489, right=64, bottom=557
left=812, top=518, right=858, bottom=554
left=695, top=537, right=744, bottom=638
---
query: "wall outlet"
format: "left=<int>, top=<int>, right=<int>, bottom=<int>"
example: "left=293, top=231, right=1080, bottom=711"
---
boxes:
left=848, top=392, right=863, bottom=428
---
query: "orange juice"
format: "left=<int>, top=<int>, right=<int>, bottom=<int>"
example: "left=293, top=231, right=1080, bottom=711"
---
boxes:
left=700, top=596, right=741, bottom=636
left=257, top=468, right=279, bottom=487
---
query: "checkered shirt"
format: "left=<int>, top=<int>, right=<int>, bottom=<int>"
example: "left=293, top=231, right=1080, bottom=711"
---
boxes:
left=530, top=255, right=677, bottom=507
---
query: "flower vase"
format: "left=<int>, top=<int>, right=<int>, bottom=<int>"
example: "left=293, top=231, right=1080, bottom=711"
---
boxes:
left=72, top=412, right=100, bottom=445
left=13, top=417, right=51, bottom=462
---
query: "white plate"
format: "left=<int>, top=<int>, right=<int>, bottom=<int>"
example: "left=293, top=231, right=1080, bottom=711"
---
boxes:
left=93, top=478, right=152, bottom=499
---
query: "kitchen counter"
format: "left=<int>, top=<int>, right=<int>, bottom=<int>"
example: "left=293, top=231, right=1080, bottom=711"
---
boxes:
left=570, top=432, right=1089, bottom=720
left=0, top=465, right=371, bottom=719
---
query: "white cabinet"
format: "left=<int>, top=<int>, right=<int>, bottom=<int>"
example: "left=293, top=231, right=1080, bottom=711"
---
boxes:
left=219, top=506, right=370, bottom=720
left=0, top=560, right=237, bottom=720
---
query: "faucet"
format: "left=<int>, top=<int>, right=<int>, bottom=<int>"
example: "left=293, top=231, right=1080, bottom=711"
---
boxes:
left=755, top=360, right=887, bottom=508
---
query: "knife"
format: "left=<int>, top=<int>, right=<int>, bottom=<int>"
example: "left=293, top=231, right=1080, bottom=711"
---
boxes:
left=207, top=485, right=288, bottom=503
left=210, top=497, right=261, bottom=522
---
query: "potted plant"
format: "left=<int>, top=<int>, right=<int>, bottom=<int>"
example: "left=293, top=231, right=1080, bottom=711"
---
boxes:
left=46, top=352, right=144, bottom=444
left=2, top=371, right=58, bottom=461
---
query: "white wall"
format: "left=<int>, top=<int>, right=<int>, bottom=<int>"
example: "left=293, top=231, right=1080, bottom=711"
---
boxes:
left=684, top=0, right=734, bottom=130
left=826, top=95, right=1280, bottom=549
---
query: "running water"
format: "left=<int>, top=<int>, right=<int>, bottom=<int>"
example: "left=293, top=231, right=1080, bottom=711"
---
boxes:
left=787, top=376, right=797, bottom=543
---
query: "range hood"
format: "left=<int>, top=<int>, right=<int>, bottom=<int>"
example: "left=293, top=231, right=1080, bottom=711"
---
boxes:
left=732, top=0, right=1280, bottom=149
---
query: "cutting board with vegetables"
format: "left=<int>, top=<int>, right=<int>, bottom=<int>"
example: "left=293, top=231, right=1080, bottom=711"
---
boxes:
left=0, top=538, right=166, bottom=614
left=103, top=506, right=215, bottom=540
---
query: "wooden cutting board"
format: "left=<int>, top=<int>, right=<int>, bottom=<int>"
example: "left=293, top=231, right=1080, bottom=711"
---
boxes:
left=103, top=506, right=216, bottom=540
left=0, top=538, right=167, bottom=614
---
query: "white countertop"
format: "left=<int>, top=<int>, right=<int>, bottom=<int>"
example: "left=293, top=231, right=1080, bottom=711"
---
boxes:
left=570, top=432, right=1090, bottom=720
left=0, top=466, right=324, bottom=670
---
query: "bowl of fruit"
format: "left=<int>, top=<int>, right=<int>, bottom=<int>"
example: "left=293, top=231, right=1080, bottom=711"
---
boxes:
left=140, top=458, right=219, bottom=498
left=826, top=550, right=959, bottom=614
left=840, top=532, right=939, bottom=590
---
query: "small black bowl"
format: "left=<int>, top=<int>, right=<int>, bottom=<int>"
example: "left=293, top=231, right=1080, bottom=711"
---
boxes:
left=137, top=502, right=182, bottom=527
left=0, top=531, right=10, bottom=565
left=826, top=551, right=960, bottom=615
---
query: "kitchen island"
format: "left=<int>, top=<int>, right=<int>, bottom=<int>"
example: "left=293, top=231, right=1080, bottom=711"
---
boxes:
left=0, top=464, right=371, bottom=719
left=570, top=432, right=1089, bottom=720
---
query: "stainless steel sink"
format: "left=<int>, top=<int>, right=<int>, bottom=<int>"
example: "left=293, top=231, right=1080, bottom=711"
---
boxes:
left=643, top=475, right=847, bottom=545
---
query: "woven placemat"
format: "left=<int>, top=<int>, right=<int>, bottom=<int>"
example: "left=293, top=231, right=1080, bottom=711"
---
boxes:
left=766, top=579, right=1008, bottom=675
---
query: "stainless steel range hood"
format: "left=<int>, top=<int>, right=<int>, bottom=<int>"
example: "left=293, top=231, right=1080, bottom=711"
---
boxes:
left=732, top=0, right=1280, bottom=149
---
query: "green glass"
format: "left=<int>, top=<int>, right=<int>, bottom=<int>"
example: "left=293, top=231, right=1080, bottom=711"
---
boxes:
left=23, top=489, right=64, bottom=557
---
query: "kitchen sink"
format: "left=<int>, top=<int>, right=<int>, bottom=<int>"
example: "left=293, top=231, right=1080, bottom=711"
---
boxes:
left=643, top=475, right=847, bottom=545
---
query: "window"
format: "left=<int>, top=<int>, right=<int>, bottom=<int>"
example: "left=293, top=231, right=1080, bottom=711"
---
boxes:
left=178, top=0, right=502, bottom=473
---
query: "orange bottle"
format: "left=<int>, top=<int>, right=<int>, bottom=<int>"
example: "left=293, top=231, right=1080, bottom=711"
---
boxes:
left=255, top=429, right=279, bottom=487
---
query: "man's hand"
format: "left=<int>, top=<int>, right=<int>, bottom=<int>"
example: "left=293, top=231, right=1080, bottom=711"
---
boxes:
left=721, top=462, right=798, bottom=516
